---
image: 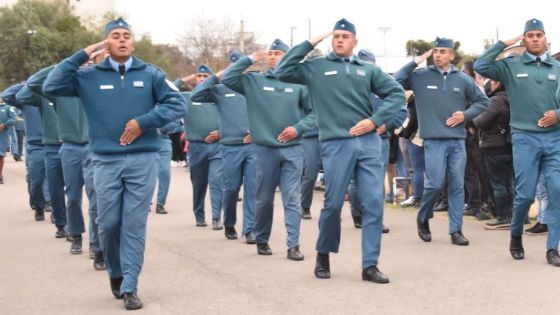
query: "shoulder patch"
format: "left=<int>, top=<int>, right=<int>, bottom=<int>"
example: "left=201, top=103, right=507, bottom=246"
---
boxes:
left=166, top=79, right=179, bottom=92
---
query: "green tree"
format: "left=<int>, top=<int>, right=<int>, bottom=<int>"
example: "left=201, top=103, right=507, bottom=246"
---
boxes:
left=0, top=0, right=97, bottom=87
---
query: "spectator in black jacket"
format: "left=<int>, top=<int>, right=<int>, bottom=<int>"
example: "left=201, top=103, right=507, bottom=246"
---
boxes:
left=473, top=80, right=513, bottom=229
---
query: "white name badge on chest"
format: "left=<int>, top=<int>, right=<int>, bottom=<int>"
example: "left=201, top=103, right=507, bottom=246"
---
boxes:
left=427, top=85, right=438, bottom=90
left=100, top=85, right=114, bottom=90
left=192, top=102, right=202, bottom=106
left=284, top=88, right=294, bottom=93
left=225, top=93, right=236, bottom=98
left=516, top=73, right=528, bottom=78
left=263, top=87, right=275, bottom=92
left=133, top=81, right=144, bottom=88
left=324, top=70, right=337, bottom=76
left=548, top=74, right=557, bottom=81
left=356, top=70, right=366, bottom=77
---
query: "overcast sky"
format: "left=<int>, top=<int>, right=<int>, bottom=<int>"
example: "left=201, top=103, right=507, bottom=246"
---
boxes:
left=113, top=0, right=560, bottom=72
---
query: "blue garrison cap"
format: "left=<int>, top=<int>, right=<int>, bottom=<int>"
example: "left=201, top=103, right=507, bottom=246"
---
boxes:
left=196, top=64, right=214, bottom=75
left=333, top=18, right=356, bottom=35
left=434, top=37, right=454, bottom=49
left=524, top=18, right=545, bottom=33
left=358, top=49, right=376, bottom=63
left=104, top=17, right=131, bottom=37
left=229, top=50, right=243, bottom=64
left=269, top=39, right=289, bottom=52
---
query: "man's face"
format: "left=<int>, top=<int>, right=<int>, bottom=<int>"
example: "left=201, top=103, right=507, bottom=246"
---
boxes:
left=106, top=29, right=134, bottom=60
left=523, top=30, right=547, bottom=56
left=331, top=30, right=357, bottom=57
left=195, top=72, right=210, bottom=85
left=266, top=50, right=284, bottom=69
left=432, top=48, right=454, bottom=69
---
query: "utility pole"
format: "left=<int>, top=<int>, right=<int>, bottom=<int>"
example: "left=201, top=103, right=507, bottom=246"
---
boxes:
left=378, top=27, right=391, bottom=71
left=308, top=18, right=311, bottom=41
left=290, top=25, right=297, bottom=47
left=239, top=19, right=245, bottom=53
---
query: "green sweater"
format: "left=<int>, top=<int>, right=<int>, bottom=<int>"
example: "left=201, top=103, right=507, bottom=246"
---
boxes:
left=179, top=89, right=220, bottom=143
left=221, top=56, right=315, bottom=147
left=274, top=40, right=405, bottom=141
left=474, top=41, right=560, bottom=133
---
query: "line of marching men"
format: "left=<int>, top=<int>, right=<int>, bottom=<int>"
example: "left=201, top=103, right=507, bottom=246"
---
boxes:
left=2, top=16, right=560, bottom=311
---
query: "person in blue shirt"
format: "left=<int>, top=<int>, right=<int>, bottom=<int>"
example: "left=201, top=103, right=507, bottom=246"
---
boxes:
left=395, top=37, right=488, bottom=247
left=274, top=19, right=405, bottom=282
left=0, top=98, right=18, bottom=184
left=222, top=39, right=315, bottom=261
left=43, top=18, right=186, bottom=310
left=177, top=64, right=224, bottom=230
left=191, top=50, right=257, bottom=243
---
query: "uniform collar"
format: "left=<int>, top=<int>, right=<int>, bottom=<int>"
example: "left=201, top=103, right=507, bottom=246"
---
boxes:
left=521, top=51, right=554, bottom=65
left=326, top=52, right=366, bottom=66
left=428, top=64, right=459, bottom=74
left=265, top=68, right=276, bottom=78
left=96, top=56, right=147, bottom=72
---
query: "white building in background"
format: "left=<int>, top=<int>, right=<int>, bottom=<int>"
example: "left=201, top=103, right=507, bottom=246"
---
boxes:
left=0, top=0, right=115, bottom=21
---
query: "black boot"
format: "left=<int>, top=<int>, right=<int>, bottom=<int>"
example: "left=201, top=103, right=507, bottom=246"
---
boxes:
left=352, top=215, right=362, bottom=229
left=110, top=277, right=124, bottom=299
left=70, top=235, right=83, bottom=254
left=123, top=292, right=143, bottom=310
left=301, top=207, right=312, bottom=220
left=510, top=235, right=524, bottom=260
left=314, top=253, right=330, bottom=279
left=94, top=251, right=107, bottom=270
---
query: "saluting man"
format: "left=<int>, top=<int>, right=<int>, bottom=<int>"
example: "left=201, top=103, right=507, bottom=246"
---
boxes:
left=176, top=64, right=224, bottom=230
left=222, top=39, right=315, bottom=261
left=475, top=19, right=560, bottom=266
left=274, top=19, right=404, bottom=283
left=191, top=50, right=257, bottom=243
left=0, top=97, right=18, bottom=184
left=395, top=37, right=488, bottom=247
left=43, top=18, right=186, bottom=310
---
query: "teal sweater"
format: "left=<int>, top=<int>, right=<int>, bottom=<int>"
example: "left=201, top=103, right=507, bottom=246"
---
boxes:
left=43, top=50, right=186, bottom=154
left=395, top=61, right=488, bottom=139
left=27, top=66, right=88, bottom=144
left=221, top=56, right=315, bottom=147
left=15, top=83, right=60, bottom=145
left=474, top=41, right=560, bottom=133
left=0, top=104, right=17, bottom=130
left=179, top=89, right=220, bottom=143
left=274, top=40, right=404, bottom=142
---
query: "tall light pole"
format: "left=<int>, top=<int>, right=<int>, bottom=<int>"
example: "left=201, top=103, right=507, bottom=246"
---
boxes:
left=378, top=27, right=391, bottom=71
left=290, top=25, right=297, bottom=47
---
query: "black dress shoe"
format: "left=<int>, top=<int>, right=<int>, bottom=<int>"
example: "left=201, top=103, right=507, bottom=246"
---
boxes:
left=212, top=218, right=223, bottom=230
left=314, top=253, right=330, bottom=279
left=245, top=232, right=256, bottom=244
left=35, top=210, right=45, bottom=221
left=224, top=226, right=238, bottom=240
left=352, top=215, right=362, bottom=229
left=94, top=251, right=107, bottom=271
left=510, top=235, right=524, bottom=260
left=362, top=265, right=389, bottom=284
left=110, top=277, right=123, bottom=299
left=257, top=243, right=272, bottom=255
left=450, top=230, right=469, bottom=246
left=382, top=225, right=390, bottom=234
left=526, top=222, right=548, bottom=235
left=123, top=292, right=143, bottom=310
left=55, top=225, right=66, bottom=238
left=70, top=236, right=83, bottom=254
left=287, top=246, right=304, bottom=261
left=89, top=245, right=95, bottom=259
left=301, top=207, right=312, bottom=220
left=44, top=203, right=52, bottom=212
left=155, top=204, right=168, bottom=214
left=196, top=221, right=207, bottom=227
left=416, top=218, right=431, bottom=242
left=546, top=249, right=560, bottom=267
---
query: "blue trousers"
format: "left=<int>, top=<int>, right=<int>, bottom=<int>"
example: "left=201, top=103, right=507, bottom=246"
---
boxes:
left=222, top=144, right=256, bottom=236
left=25, top=143, right=47, bottom=210
left=301, top=137, right=322, bottom=209
left=44, top=144, right=66, bottom=227
left=0, top=131, right=7, bottom=156
left=253, top=144, right=303, bottom=248
left=348, top=137, right=389, bottom=217
left=510, top=131, right=560, bottom=250
left=93, top=152, right=158, bottom=294
left=187, top=142, right=224, bottom=222
left=59, top=143, right=86, bottom=236
left=418, top=139, right=466, bottom=234
left=156, top=138, right=172, bottom=206
left=407, top=141, right=425, bottom=199
left=83, top=148, right=100, bottom=253
left=317, top=133, right=384, bottom=268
